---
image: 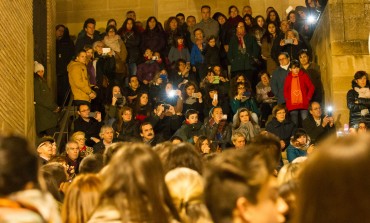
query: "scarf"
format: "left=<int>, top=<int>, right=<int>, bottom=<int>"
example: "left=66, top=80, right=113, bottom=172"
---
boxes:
left=177, top=43, right=184, bottom=51
left=354, top=87, right=370, bottom=99
left=236, top=32, right=246, bottom=54
left=291, top=73, right=303, bottom=105
left=209, top=118, right=227, bottom=139
left=103, top=35, right=121, bottom=52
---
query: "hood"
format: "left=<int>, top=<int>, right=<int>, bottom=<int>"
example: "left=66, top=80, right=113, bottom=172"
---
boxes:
left=290, top=135, right=311, bottom=150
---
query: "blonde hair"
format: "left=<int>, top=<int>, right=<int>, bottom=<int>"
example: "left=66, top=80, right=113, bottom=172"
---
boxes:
left=62, top=174, right=102, bottom=223
left=71, top=131, right=85, bottom=142
left=277, top=162, right=303, bottom=186
left=165, top=167, right=213, bottom=223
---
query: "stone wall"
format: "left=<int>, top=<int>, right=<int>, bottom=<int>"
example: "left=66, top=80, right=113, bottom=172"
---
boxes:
left=311, top=0, right=370, bottom=128
left=0, top=1, right=34, bottom=138
left=56, top=0, right=304, bottom=37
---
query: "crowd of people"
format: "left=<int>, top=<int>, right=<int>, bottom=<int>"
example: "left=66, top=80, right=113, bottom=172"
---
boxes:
left=20, top=1, right=370, bottom=222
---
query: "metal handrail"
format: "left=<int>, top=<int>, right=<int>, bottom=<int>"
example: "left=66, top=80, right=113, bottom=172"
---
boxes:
left=55, top=91, right=74, bottom=154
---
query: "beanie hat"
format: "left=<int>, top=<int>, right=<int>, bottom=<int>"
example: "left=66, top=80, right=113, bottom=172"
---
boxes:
left=34, top=61, right=44, bottom=73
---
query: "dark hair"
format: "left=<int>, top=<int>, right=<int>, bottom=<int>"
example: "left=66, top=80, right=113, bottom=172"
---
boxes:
left=182, top=81, right=199, bottom=100
left=292, top=128, right=308, bottom=142
left=266, top=10, right=281, bottom=27
left=170, top=136, right=184, bottom=143
left=99, top=143, right=180, bottom=222
left=75, top=49, right=87, bottom=58
left=204, top=146, right=274, bottom=223
left=105, top=25, right=117, bottom=35
left=201, top=5, right=211, bottom=10
left=185, top=109, right=199, bottom=119
left=287, top=10, right=296, bottom=21
left=41, top=163, right=67, bottom=202
left=164, top=143, right=203, bottom=174
left=56, top=24, right=66, bottom=30
left=308, top=101, right=320, bottom=111
left=262, top=21, right=279, bottom=44
left=164, top=16, right=180, bottom=32
left=228, top=5, right=239, bottom=15
left=289, top=59, right=300, bottom=68
left=0, top=134, right=39, bottom=196
left=243, top=14, right=254, bottom=28
left=121, top=18, right=137, bottom=34
left=254, top=15, right=266, bottom=28
left=194, top=135, right=210, bottom=154
left=140, top=122, right=153, bottom=133
left=78, top=102, right=90, bottom=112
left=193, top=28, right=204, bottom=36
left=106, top=18, right=117, bottom=27
left=79, top=154, right=104, bottom=174
left=145, top=16, right=161, bottom=32
left=252, top=133, right=282, bottom=167
left=83, top=18, right=96, bottom=29
left=298, top=49, right=310, bottom=59
left=354, top=70, right=368, bottom=80
left=258, top=70, right=270, bottom=80
left=278, top=51, right=290, bottom=59
left=212, top=12, right=227, bottom=22
left=176, top=13, right=185, bottom=18
left=295, top=134, right=370, bottom=223
left=272, top=104, right=287, bottom=117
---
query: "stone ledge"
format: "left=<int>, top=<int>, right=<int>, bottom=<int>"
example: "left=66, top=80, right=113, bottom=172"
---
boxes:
left=331, top=40, right=369, bottom=55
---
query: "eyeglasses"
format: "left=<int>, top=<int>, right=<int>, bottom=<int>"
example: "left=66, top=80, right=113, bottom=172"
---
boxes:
left=75, top=138, right=86, bottom=141
left=312, top=107, right=321, bottom=111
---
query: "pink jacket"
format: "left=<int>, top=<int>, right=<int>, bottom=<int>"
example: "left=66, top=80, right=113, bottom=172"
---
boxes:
left=284, top=70, right=315, bottom=111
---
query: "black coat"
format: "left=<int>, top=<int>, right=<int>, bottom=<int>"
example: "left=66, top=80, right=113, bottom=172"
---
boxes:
left=73, top=117, right=103, bottom=147
left=302, top=115, right=336, bottom=144
left=346, top=81, right=370, bottom=127
left=265, top=118, right=296, bottom=149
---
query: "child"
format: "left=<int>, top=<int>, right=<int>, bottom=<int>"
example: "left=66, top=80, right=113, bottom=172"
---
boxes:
left=168, top=35, right=190, bottom=64
left=173, top=109, right=203, bottom=143
left=136, top=48, right=160, bottom=85
left=203, top=35, right=220, bottom=68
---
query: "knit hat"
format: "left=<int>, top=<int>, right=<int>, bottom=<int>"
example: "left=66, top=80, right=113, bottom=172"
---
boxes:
left=34, top=61, right=44, bottom=73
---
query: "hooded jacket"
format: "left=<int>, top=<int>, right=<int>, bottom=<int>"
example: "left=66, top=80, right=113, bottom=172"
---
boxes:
left=347, top=80, right=370, bottom=127
left=68, top=60, right=93, bottom=102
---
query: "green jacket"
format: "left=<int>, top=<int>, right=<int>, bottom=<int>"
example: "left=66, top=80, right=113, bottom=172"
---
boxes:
left=227, top=34, right=260, bottom=72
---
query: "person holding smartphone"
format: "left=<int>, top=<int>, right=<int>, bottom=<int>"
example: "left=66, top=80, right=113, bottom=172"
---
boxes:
left=230, top=82, right=260, bottom=123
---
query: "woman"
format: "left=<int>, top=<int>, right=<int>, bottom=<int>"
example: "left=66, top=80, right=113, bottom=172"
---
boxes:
left=252, top=15, right=266, bottom=46
left=227, top=21, right=260, bottom=83
left=190, top=28, right=206, bottom=81
left=118, top=18, right=141, bottom=76
left=284, top=60, right=315, bottom=126
left=182, top=82, right=203, bottom=121
left=347, top=70, right=370, bottom=127
left=164, top=17, right=185, bottom=59
left=223, top=5, right=244, bottom=50
left=169, top=59, right=196, bottom=89
left=232, top=108, right=260, bottom=143
left=295, top=134, right=370, bottom=223
left=265, top=104, right=296, bottom=150
left=34, top=61, right=60, bottom=136
left=194, top=135, right=212, bottom=155
left=71, top=131, right=94, bottom=158
left=132, top=92, right=152, bottom=122
left=287, top=10, right=299, bottom=30
left=230, top=82, right=260, bottom=120
left=103, top=25, right=128, bottom=85
left=88, top=143, right=180, bottom=222
left=202, top=85, right=230, bottom=119
left=266, top=9, right=281, bottom=27
left=286, top=128, right=313, bottom=162
left=158, top=82, right=183, bottom=113
left=62, top=174, right=102, bottom=223
left=213, top=12, right=229, bottom=71
left=141, top=16, right=165, bottom=55
left=298, top=49, right=324, bottom=104
left=243, top=14, right=254, bottom=33
left=256, top=71, right=277, bottom=127
left=261, top=22, right=279, bottom=75
left=201, top=106, right=232, bottom=150
left=104, top=85, right=126, bottom=126
left=165, top=168, right=213, bottom=223
left=114, top=106, right=140, bottom=142
left=279, top=29, right=308, bottom=61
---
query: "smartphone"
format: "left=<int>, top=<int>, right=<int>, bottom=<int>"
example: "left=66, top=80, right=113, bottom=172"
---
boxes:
left=152, top=56, right=158, bottom=60
left=222, top=114, right=227, bottom=120
left=213, top=76, right=220, bottom=84
left=213, top=94, right=218, bottom=101
left=102, top=48, right=110, bottom=55
left=88, top=112, right=97, bottom=118
left=284, top=39, right=293, bottom=44
left=192, top=93, right=199, bottom=98
left=168, top=90, right=177, bottom=97
left=243, top=91, right=251, bottom=97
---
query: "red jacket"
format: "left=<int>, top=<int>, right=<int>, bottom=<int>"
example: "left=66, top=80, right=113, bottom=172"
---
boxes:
left=284, top=70, right=315, bottom=111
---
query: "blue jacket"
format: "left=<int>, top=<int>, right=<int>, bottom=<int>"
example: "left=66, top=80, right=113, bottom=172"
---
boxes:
left=286, top=144, right=307, bottom=163
left=271, top=66, right=289, bottom=104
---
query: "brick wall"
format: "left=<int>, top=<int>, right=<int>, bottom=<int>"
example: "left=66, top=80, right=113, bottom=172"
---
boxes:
left=0, top=1, right=35, bottom=138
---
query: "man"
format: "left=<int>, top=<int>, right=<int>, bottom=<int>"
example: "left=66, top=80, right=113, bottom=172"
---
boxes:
left=231, top=131, right=246, bottom=149
left=68, top=50, right=96, bottom=105
left=302, top=101, right=335, bottom=143
left=126, top=10, right=144, bottom=32
left=93, top=125, right=117, bottom=154
left=271, top=52, right=290, bottom=104
left=75, top=18, right=101, bottom=53
left=173, top=109, right=202, bottom=142
left=0, top=134, right=61, bottom=222
left=146, top=102, right=182, bottom=141
left=73, top=103, right=103, bottom=147
left=36, top=137, right=55, bottom=165
left=56, top=24, right=75, bottom=106
left=140, top=122, right=162, bottom=146
left=65, top=140, right=82, bottom=175
left=204, top=145, right=288, bottom=223
left=122, top=75, right=147, bottom=105
left=242, top=5, right=253, bottom=17
left=192, top=5, right=219, bottom=43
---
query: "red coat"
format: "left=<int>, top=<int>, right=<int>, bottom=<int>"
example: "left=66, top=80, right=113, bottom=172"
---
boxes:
left=284, top=70, right=315, bottom=111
